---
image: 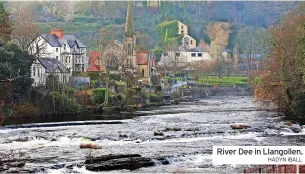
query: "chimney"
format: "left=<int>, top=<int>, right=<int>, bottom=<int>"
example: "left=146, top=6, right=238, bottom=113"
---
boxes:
left=50, top=28, right=63, bottom=39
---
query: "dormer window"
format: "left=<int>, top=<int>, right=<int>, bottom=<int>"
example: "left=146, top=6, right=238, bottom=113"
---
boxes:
left=81, top=49, right=83, bottom=53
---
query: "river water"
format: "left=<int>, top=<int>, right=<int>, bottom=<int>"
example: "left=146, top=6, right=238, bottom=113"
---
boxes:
left=0, top=96, right=304, bottom=173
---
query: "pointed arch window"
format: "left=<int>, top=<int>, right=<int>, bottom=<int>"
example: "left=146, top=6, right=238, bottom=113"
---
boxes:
left=127, top=44, right=132, bottom=56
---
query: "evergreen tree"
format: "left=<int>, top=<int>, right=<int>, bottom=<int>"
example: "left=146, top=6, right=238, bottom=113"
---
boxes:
left=0, top=2, right=12, bottom=42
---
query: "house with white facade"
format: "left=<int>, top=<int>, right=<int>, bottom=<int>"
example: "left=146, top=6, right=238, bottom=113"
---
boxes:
left=31, top=58, right=70, bottom=86
left=29, top=28, right=87, bottom=86
left=158, top=45, right=212, bottom=68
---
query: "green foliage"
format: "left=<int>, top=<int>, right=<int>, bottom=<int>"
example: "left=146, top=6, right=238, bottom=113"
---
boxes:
left=0, top=2, right=12, bottom=42
left=51, top=91, right=83, bottom=113
left=92, top=88, right=106, bottom=104
left=130, top=87, right=141, bottom=93
left=157, top=20, right=179, bottom=45
left=0, top=42, right=35, bottom=97
left=293, top=92, right=305, bottom=117
left=109, top=74, right=121, bottom=81
left=197, top=76, right=248, bottom=87
left=148, top=93, right=162, bottom=103
left=73, top=16, right=100, bottom=23
left=91, top=80, right=98, bottom=86
left=150, top=48, right=163, bottom=61
left=36, top=22, right=100, bottom=33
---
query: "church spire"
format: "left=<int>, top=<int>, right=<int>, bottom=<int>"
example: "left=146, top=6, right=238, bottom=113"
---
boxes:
left=124, top=1, right=134, bottom=37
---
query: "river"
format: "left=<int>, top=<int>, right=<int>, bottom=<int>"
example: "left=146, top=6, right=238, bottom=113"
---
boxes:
left=0, top=96, right=304, bottom=173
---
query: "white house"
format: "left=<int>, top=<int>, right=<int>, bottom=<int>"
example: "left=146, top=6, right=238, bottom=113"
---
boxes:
left=29, top=28, right=87, bottom=73
left=31, top=58, right=70, bottom=86
left=158, top=45, right=212, bottom=67
left=29, top=28, right=87, bottom=86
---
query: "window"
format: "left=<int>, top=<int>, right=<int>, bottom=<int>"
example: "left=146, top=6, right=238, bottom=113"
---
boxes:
left=190, top=40, right=193, bottom=45
left=181, top=26, right=183, bottom=29
left=142, top=69, right=145, bottom=77
left=33, top=66, right=36, bottom=76
left=56, top=56, right=59, bottom=60
left=175, top=53, right=180, bottom=57
left=191, top=53, right=196, bottom=57
left=81, top=49, right=83, bottom=53
left=66, top=56, right=68, bottom=63
left=127, top=44, right=132, bottom=56
left=64, top=43, right=66, bottom=51
left=198, top=53, right=202, bottom=57
left=38, top=68, right=40, bottom=77
left=56, top=48, right=58, bottom=52
left=163, top=52, right=168, bottom=56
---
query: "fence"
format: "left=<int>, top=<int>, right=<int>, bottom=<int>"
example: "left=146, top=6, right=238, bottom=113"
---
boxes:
left=243, top=165, right=305, bottom=173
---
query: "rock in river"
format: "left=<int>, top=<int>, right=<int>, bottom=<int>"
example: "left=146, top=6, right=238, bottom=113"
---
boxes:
left=85, top=154, right=155, bottom=171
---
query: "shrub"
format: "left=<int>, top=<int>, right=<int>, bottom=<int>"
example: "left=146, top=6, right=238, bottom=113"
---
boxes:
left=92, top=88, right=107, bottom=104
left=130, top=87, right=141, bottom=93
left=149, top=93, right=162, bottom=103
left=15, top=103, right=39, bottom=117
left=51, top=92, right=83, bottom=113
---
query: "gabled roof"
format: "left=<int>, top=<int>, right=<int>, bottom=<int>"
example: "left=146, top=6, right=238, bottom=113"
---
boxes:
left=87, top=51, right=101, bottom=72
left=38, top=58, right=69, bottom=73
left=40, top=34, right=86, bottom=48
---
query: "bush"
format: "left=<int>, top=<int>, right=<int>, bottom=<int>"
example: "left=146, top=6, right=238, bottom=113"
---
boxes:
left=293, top=92, right=305, bottom=117
left=92, top=88, right=107, bottom=104
left=15, top=103, right=39, bottom=117
left=109, top=74, right=121, bottom=81
left=149, top=93, right=162, bottom=103
left=73, top=16, right=99, bottom=23
left=51, top=92, right=83, bottom=113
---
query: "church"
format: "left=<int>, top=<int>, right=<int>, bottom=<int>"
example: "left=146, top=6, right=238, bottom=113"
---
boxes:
left=87, top=2, right=157, bottom=86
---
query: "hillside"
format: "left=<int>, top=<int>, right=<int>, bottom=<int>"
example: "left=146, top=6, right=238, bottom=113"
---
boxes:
left=6, top=1, right=298, bottom=51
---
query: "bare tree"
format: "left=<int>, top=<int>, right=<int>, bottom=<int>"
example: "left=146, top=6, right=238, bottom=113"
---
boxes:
left=11, top=7, right=40, bottom=50
left=158, top=43, right=188, bottom=74
left=204, top=22, right=232, bottom=83
left=28, top=36, right=50, bottom=58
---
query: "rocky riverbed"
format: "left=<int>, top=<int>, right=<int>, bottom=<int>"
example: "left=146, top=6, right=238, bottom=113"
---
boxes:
left=0, top=96, right=304, bottom=173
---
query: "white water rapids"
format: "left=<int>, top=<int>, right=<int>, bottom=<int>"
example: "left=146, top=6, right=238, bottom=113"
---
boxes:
left=0, top=96, right=304, bottom=173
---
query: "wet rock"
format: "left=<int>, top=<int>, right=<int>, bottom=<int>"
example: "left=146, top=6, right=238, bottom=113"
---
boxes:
left=231, top=123, right=250, bottom=129
left=50, top=164, right=65, bottom=169
left=185, top=128, right=200, bottom=131
left=156, top=157, right=170, bottom=165
left=290, top=126, right=302, bottom=133
left=80, top=143, right=101, bottom=149
left=162, top=127, right=182, bottom=132
left=280, top=128, right=294, bottom=133
left=85, top=154, right=154, bottom=171
left=119, top=134, right=128, bottom=138
left=154, top=132, right=164, bottom=136
left=85, top=154, right=141, bottom=164
left=5, top=168, right=34, bottom=173
left=13, top=137, right=29, bottom=142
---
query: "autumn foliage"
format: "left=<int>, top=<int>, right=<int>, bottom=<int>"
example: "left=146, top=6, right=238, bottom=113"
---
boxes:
left=257, top=5, right=305, bottom=116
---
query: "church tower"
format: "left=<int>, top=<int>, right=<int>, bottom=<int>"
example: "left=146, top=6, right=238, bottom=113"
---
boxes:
left=124, top=1, right=137, bottom=68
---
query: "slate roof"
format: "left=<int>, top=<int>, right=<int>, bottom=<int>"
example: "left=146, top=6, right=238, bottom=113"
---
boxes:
left=38, top=58, right=69, bottom=73
left=223, top=49, right=232, bottom=53
left=40, top=34, right=86, bottom=48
